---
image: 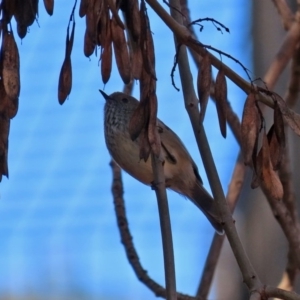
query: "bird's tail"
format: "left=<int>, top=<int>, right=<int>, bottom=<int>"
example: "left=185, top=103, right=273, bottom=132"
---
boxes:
left=190, top=183, right=224, bottom=234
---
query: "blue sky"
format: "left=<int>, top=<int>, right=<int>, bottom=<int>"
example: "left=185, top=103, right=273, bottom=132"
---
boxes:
left=0, top=1, right=251, bottom=299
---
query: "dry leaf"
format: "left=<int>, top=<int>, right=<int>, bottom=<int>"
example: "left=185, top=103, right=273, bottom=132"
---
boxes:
left=2, top=31, right=20, bottom=100
left=260, top=130, right=284, bottom=201
left=215, top=68, right=227, bottom=138
left=0, top=78, right=18, bottom=119
left=43, top=0, right=54, bottom=16
left=241, top=92, right=260, bottom=165
left=111, top=17, right=131, bottom=84
left=197, top=53, right=212, bottom=122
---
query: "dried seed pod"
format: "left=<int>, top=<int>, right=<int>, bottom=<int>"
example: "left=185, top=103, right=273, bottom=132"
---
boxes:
left=0, top=114, right=10, bottom=180
left=140, top=1, right=155, bottom=78
left=214, top=68, right=227, bottom=138
left=43, top=0, right=54, bottom=16
left=267, top=125, right=282, bottom=170
left=111, top=17, right=131, bottom=84
left=260, top=130, right=283, bottom=201
left=139, top=128, right=151, bottom=162
left=0, top=78, right=18, bottom=119
left=15, top=0, right=38, bottom=28
left=105, top=0, right=125, bottom=29
left=84, top=28, right=95, bottom=57
left=58, top=57, right=72, bottom=104
left=17, top=23, right=27, bottom=39
left=241, top=92, right=260, bottom=165
left=131, top=41, right=143, bottom=80
left=86, top=0, right=96, bottom=40
left=2, top=0, right=17, bottom=21
left=2, top=31, right=20, bottom=100
left=97, top=3, right=109, bottom=46
left=197, top=52, right=212, bottom=122
left=123, top=0, right=140, bottom=42
left=66, top=20, right=75, bottom=58
left=101, top=44, right=112, bottom=84
left=79, top=0, right=89, bottom=17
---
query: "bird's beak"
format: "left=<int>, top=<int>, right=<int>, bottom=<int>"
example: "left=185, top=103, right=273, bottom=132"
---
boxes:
left=99, top=90, right=110, bottom=101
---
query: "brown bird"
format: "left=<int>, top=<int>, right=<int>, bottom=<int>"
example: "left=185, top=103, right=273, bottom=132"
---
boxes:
left=101, top=91, right=223, bottom=234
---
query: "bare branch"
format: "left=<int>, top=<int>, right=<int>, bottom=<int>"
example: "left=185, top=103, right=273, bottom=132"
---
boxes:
left=272, top=0, right=294, bottom=30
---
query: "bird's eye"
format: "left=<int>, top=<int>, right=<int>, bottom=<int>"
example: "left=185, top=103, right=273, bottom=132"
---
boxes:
left=122, top=98, right=128, bottom=103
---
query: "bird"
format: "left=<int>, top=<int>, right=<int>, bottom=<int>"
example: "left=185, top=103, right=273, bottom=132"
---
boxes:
left=101, top=90, right=223, bottom=234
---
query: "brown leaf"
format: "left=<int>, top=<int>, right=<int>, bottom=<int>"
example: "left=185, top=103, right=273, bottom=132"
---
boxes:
left=111, top=17, right=131, bottom=84
left=215, top=68, right=227, bottom=138
left=260, top=130, right=284, bottom=201
left=58, top=57, right=72, bottom=104
left=241, top=92, right=260, bottom=165
left=2, top=31, right=20, bottom=100
left=274, top=93, right=300, bottom=136
left=43, top=0, right=54, bottom=16
left=197, top=53, right=212, bottom=122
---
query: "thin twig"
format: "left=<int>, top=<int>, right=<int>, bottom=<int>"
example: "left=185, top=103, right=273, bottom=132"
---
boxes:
left=264, top=285, right=300, bottom=300
left=272, top=0, right=294, bottom=30
left=110, top=160, right=197, bottom=300
left=165, top=0, right=261, bottom=292
left=150, top=152, right=177, bottom=300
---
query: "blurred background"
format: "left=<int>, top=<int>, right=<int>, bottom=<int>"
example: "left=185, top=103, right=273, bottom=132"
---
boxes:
left=0, top=0, right=295, bottom=299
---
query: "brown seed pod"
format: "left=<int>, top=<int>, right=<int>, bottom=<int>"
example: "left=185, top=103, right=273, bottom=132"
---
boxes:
left=129, top=100, right=149, bottom=141
left=0, top=114, right=10, bottom=179
left=97, top=3, right=109, bottom=47
left=214, top=68, right=227, bottom=138
left=86, top=0, right=96, bottom=40
left=139, top=128, right=151, bottom=162
left=0, top=78, right=18, bottom=119
left=273, top=101, right=285, bottom=148
left=260, top=130, right=283, bottom=201
left=79, top=0, right=89, bottom=17
left=101, top=27, right=112, bottom=84
left=197, top=52, right=212, bottom=122
left=2, top=31, right=20, bottom=100
left=140, top=1, right=155, bottom=78
left=15, top=0, right=38, bottom=29
left=84, top=28, right=95, bottom=57
left=111, top=17, right=131, bottom=84
left=104, top=0, right=125, bottom=29
left=123, top=0, right=140, bottom=42
left=58, top=57, right=72, bottom=104
left=241, top=92, right=260, bottom=166
left=267, top=125, right=282, bottom=170
left=43, top=0, right=54, bottom=16
left=131, top=41, right=143, bottom=80
left=2, top=0, right=17, bottom=21
left=17, top=23, right=27, bottom=39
